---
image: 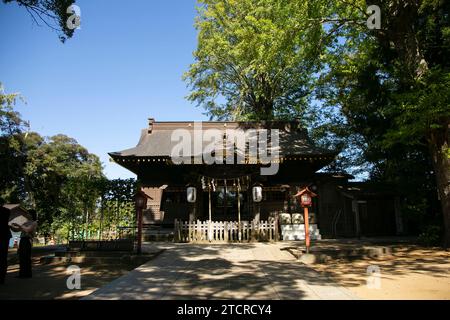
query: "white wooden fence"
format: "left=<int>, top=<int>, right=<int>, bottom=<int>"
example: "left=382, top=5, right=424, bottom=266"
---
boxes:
left=174, top=219, right=278, bottom=243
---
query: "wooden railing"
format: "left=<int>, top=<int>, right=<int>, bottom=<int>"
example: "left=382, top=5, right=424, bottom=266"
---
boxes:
left=174, top=219, right=278, bottom=243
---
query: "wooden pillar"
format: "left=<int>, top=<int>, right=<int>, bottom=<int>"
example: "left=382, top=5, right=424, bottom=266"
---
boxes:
left=253, top=201, right=260, bottom=241
left=237, top=183, right=241, bottom=242
left=274, top=212, right=279, bottom=241
left=224, top=180, right=227, bottom=217
left=188, top=201, right=196, bottom=243
left=254, top=202, right=261, bottom=223
left=137, top=206, right=143, bottom=254
left=394, top=196, right=404, bottom=235
left=189, top=202, right=196, bottom=222
left=174, top=219, right=179, bottom=242
left=283, top=189, right=289, bottom=212
left=352, top=199, right=361, bottom=238
left=304, top=207, right=310, bottom=253
left=208, top=188, right=212, bottom=242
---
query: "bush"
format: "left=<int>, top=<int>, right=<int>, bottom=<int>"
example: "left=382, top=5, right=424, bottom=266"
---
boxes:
left=418, top=225, right=442, bottom=247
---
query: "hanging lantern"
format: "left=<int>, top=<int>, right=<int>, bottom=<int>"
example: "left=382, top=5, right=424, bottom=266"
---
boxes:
left=187, top=186, right=197, bottom=203
left=135, top=190, right=148, bottom=209
left=252, top=185, right=263, bottom=203
left=294, top=187, right=317, bottom=208
left=300, top=193, right=312, bottom=207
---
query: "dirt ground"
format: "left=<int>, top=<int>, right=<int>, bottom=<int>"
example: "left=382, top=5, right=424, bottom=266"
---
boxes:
left=2, top=243, right=449, bottom=300
left=310, top=245, right=450, bottom=299
left=0, top=247, right=153, bottom=300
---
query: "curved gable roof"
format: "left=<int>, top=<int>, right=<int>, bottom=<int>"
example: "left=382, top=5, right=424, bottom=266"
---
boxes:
left=109, top=120, right=336, bottom=160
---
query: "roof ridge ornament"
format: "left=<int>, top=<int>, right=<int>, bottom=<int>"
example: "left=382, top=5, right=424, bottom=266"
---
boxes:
left=148, top=118, right=155, bottom=133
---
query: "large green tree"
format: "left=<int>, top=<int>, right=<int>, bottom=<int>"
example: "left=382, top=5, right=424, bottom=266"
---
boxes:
left=24, top=134, right=103, bottom=238
left=0, top=84, right=31, bottom=203
left=186, top=0, right=450, bottom=245
left=184, top=0, right=361, bottom=121
left=1, top=84, right=136, bottom=242
left=318, top=0, right=450, bottom=245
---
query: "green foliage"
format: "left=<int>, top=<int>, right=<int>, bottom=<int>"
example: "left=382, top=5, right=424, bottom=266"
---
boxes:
left=184, top=0, right=365, bottom=121
left=1, top=84, right=138, bottom=242
left=186, top=0, right=449, bottom=242
left=319, top=0, right=450, bottom=151
left=2, top=0, right=77, bottom=42
left=316, top=0, right=450, bottom=238
left=24, top=134, right=104, bottom=237
left=46, top=177, right=137, bottom=242
left=97, top=178, right=137, bottom=240
left=383, top=70, right=450, bottom=148
left=418, top=225, right=442, bottom=247
left=0, top=84, right=28, bottom=203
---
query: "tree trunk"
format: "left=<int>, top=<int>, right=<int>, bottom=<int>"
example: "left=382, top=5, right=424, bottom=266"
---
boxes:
left=99, top=197, right=104, bottom=240
left=385, top=2, right=450, bottom=246
left=429, top=123, right=450, bottom=247
left=84, top=206, right=89, bottom=241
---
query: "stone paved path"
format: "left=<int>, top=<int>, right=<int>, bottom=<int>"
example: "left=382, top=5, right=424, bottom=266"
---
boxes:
left=83, top=243, right=358, bottom=300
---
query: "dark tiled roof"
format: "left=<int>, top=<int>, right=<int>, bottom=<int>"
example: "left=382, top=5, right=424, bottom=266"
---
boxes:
left=3, top=204, right=21, bottom=210
left=109, top=120, right=336, bottom=160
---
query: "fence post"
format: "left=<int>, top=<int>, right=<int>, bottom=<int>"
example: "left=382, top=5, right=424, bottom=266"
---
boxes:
left=246, top=221, right=249, bottom=241
left=194, top=219, right=198, bottom=242
left=199, top=220, right=203, bottom=242
left=274, top=215, right=279, bottom=242
left=188, top=220, right=192, bottom=242
left=224, top=222, right=229, bottom=242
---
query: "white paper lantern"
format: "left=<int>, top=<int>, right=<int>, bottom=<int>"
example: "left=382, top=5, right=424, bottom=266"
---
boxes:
left=252, top=186, right=263, bottom=203
left=187, top=186, right=197, bottom=203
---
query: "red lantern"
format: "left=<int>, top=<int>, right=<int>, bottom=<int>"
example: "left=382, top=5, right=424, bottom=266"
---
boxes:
left=294, top=187, right=316, bottom=208
left=294, top=187, right=318, bottom=254
left=300, top=193, right=312, bottom=207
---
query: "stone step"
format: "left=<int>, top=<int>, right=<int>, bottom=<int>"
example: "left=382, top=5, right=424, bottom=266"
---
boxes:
left=41, top=255, right=118, bottom=264
left=54, top=250, right=133, bottom=257
left=281, top=223, right=322, bottom=240
left=143, top=233, right=174, bottom=242
left=40, top=253, right=159, bottom=265
left=282, top=233, right=322, bottom=240
left=284, top=245, right=392, bottom=263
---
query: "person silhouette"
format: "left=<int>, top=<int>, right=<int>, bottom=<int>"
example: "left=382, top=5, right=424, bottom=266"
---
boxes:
left=0, top=200, right=12, bottom=284
left=10, top=209, right=37, bottom=278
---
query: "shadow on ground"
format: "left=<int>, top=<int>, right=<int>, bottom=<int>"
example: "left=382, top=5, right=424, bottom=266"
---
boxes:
left=0, top=246, right=155, bottom=300
left=85, top=243, right=356, bottom=300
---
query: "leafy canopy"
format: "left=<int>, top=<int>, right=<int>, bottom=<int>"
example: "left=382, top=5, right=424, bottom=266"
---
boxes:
left=184, top=0, right=364, bottom=121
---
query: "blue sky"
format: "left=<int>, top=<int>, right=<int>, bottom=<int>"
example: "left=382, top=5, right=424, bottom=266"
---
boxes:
left=0, top=0, right=208, bottom=179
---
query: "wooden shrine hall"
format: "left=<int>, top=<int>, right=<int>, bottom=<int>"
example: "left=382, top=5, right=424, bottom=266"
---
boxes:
left=109, top=119, right=403, bottom=242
